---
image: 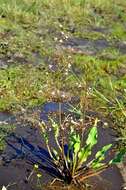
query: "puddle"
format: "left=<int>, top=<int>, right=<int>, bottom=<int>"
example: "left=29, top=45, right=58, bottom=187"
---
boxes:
left=0, top=58, right=9, bottom=69
left=0, top=112, right=16, bottom=124
left=61, top=38, right=109, bottom=55
left=0, top=53, right=58, bottom=73
left=0, top=103, right=125, bottom=190
left=116, top=41, right=126, bottom=54
left=90, top=27, right=111, bottom=34
left=61, top=37, right=126, bottom=55
left=1, top=37, right=126, bottom=70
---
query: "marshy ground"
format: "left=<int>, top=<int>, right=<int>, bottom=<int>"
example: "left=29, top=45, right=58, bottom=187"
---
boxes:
left=0, top=0, right=126, bottom=189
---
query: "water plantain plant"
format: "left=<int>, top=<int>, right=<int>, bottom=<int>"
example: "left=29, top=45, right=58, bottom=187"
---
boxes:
left=5, top=118, right=126, bottom=187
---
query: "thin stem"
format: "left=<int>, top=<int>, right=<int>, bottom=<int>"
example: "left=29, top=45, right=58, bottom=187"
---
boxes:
left=72, top=155, right=77, bottom=176
left=76, top=165, right=109, bottom=182
left=56, top=137, right=62, bottom=151
left=58, top=102, right=69, bottom=171
left=46, top=143, right=54, bottom=159
left=59, top=102, right=62, bottom=126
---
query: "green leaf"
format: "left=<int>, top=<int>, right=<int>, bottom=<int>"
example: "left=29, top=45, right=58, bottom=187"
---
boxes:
left=78, top=126, right=98, bottom=167
left=69, top=127, right=81, bottom=155
left=91, top=144, right=112, bottom=169
left=69, top=127, right=81, bottom=175
left=92, top=163, right=105, bottom=169
left=86, top=126, right=98, bottom=147
left=109, top=149, right=126, bottom=164
left=95, top=144, right=112, bottom=160
left=74, top=140, right=81, bottom=155
left=78, top=146, right=91, bottom=164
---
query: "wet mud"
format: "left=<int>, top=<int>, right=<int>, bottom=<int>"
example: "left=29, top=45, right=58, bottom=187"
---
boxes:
left=0, top=102, right=125, bottom=190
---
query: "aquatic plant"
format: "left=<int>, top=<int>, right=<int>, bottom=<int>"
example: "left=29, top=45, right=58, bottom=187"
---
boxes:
left=5, top=118, right=126, bottom=187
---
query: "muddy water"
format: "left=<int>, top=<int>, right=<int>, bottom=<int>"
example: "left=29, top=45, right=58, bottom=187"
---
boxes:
left=0, top=103, right=124, bottom=190
left=1, top=36, right=126, bottom=70
left=62, top=38, right=109, bottom=55
left=61, top=37, right=126, bottom=55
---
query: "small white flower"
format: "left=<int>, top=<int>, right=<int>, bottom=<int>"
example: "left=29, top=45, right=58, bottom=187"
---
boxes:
left=61, top=93, right=66, bottom=98
left=49, top=127, right=52, bottom=132
left=104, top=122, right=108, bottom=126
left=68, top=55, right=72, bottom=59
left=61, top=31, right=65, bottom=35
left=51, top=91, right=56, bottom=96
left=49, top=65, right=53, bottom=69
left=38, top=90, right=43, bottom=93
left=59, top=39, right=63, bottom=43
left=54, top=37, right=58, bottom=41
left=59, top=24, right=63, bottom=28
left=65, top=72, right=68, bottom=75
left=88, top=87, right=92, bottom=91
left=78, top=84, right=82, bottom=88
left=65, top=35, right=68, bottom=39
left=68, top=63, right=71, bottom=68
left=88, top=87, right=93, bottom=93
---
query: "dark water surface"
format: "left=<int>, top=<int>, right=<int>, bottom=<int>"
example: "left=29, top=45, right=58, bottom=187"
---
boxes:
left=1, top=36, right=126, bottom=69
left=61, top=37, right=126, bottom=55
left=0, top=102, right=124, bottom=190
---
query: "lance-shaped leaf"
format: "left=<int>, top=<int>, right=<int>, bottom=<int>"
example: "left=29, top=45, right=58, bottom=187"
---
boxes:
left=86, top=126, right=98, bottom=146
left=91, top=144, right=112, bottom=169
left=109, top=149, right=126, bottom=164
left=78, top=126, right=98, bottom=167
left=91, top=163, right=105, bottom=169
left=69, top=127, right=81, bottom=155
left=95, top=144, right=112, bottom=161
left=69, top=127, right=81, bottom=175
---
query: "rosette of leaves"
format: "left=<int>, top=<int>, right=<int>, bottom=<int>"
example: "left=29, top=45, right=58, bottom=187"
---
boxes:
left=6, top=118, right=126, bottom=186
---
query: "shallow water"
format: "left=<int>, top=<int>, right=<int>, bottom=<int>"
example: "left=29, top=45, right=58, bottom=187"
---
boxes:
left=1, top=35, right=126, bottom=70
left=61, top=37, right=126, bottom=55
left=0, top=102, right=124, bottom=190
